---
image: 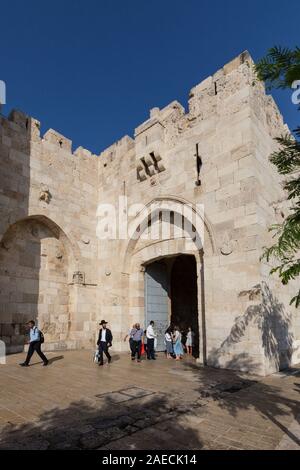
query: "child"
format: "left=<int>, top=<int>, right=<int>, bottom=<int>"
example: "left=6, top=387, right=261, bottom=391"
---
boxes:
left=186, top=327, right=194, bottom=356
left=173, top=326, right=184, bottom=361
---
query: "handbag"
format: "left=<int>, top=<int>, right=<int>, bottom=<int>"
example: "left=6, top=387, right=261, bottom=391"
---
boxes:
left=93, top=350, right=99, bottom=363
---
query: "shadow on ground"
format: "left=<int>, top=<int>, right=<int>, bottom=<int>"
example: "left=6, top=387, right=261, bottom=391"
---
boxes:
left=184, top=353, right=300, bottom=448
left=0, top=388, right=204, bottom=450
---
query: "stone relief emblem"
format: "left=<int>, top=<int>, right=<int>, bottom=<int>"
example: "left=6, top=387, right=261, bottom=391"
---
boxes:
left=137, top=151, right=165, bottom=182
left=72, top=271, right=85, bottom=285
left=39, top=184, right=52, bottom=204
left=220, top=231, right=237, bottom=256
left=55, top=249, right=63, bottom=260
left=30, top=225, right=39, bottom=237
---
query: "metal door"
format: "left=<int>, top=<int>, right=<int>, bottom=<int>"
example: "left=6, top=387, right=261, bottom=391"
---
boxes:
left=145, top=261, right=169, bottom=351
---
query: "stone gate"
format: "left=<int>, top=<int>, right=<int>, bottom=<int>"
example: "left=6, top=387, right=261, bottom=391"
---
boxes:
left=0, top=51, right=299, bottom=375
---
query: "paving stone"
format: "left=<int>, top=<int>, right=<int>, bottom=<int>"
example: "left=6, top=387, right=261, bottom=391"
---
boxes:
left=124, top=425, right=139, bottom=434
left=133, top=418, right=154, bottom=429
left=95, top=392, right=131, bottom=403
left=106, top=426, right=127, bottom=441
left=121, top=387, right=154, bottom=398
left=79, top=432, right=110, bottom=449
left=77, top=424, right=96, bottom=434
left=1, top=438, right=50, bottom=450
left=0, top=351, right=299, bottom=450
left=114, top=415, right=136, bottom=428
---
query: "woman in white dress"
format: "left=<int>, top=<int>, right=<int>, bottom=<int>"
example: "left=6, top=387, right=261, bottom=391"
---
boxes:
left=173, top=326, right=184, bottom=361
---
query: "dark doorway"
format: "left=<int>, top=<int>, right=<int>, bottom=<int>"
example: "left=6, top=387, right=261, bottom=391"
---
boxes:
left=170, top=255, right=199, bottom=358
left=144, top=254, right=199, bottom=358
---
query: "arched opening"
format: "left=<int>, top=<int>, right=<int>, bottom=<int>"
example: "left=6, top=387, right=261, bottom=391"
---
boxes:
left=170, top=255, right=199, bottom=358
left=144, top=254, right=200, bottom=358
left=121, top=196, right=212, bottom=361
left=0, top=216, right=72, bottom=353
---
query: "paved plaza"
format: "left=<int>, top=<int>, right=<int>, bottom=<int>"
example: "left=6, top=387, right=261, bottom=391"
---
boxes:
left=0, top=350, right=299, bottom=450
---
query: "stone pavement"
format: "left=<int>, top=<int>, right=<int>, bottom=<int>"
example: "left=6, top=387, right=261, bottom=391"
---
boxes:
left=0, top=350, right=299, bottom=450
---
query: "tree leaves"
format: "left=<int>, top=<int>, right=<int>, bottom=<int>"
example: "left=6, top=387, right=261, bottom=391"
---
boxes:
left=255, top=46, right=300, bottom=89
left=257, top=46, right=300, bottom=307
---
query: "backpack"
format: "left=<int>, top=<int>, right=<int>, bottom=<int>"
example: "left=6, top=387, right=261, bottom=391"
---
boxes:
left=35, top=327, right=44, bottom=344
left=39, top=330, right=45, bottom=344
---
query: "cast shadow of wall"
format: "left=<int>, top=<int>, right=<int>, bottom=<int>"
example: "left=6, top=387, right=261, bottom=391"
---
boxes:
left=208, top=282, right=294, bottom=373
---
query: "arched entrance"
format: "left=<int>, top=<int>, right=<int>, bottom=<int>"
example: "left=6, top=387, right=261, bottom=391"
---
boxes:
left=0, top=215, right=76, bottom=353
left=121, top=196, right=215, bottom=363
left=144, top=254, right=199, bottom=357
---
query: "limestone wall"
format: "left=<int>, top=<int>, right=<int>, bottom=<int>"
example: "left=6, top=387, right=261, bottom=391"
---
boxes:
left=0, top=110, right=98, bottom=351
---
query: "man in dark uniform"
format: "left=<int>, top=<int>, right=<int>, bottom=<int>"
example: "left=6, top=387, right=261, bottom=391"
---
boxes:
left=97, top=320, right=113, bottom=366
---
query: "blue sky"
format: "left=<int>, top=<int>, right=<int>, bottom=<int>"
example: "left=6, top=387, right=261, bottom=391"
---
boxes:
left=1, top=0, right=299, bottom=154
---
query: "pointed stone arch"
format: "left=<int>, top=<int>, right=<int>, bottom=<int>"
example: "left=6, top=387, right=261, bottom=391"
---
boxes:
left=122, top=195, right=216, bottom=274
left=118, top=195, right=212, bottom=363
left=1, top=211, right=80, bottom=272
left=0, top=214, right=79, bottom=353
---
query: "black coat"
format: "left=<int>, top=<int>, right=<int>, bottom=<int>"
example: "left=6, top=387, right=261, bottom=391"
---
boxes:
left=97, top=328, right=113, bottom=346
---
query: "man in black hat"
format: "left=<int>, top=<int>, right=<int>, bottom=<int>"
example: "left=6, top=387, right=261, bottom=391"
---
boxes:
left=97, top=320, right=113, bottom=366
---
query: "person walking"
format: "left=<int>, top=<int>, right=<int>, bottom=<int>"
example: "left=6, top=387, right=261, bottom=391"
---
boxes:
left=173, top=326, right=184, bottom=361
left=130, top=323, right=144, bottom=362
left=19, top=320, right=48, bottom=367
left=164, top=326, right=174, bottom=359
left=146, top=320, right=157, bottom=360
left=124, top=323, right=136, bottom=356
left=97, top=320, right=113, bottom=366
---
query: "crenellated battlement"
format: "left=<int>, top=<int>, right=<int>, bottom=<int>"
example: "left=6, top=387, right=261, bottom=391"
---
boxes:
left=99, top=135, right=134, bottom=168
left=1, top=109, right=98, bottom=160
left=1, top=50, right=286, bottom=173
left=97, top=50, right=287, bottom=180
left=43, top=128, right=72, bottom=152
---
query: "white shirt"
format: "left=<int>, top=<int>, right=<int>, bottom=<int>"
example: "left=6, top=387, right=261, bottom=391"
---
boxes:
left=146, top=325, right=156, bottom=339
left=165, top=332, right=172, bottom=342
left=30, top=327, right=40, bottom=342
left=101, top=329, right=107, bottom=342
